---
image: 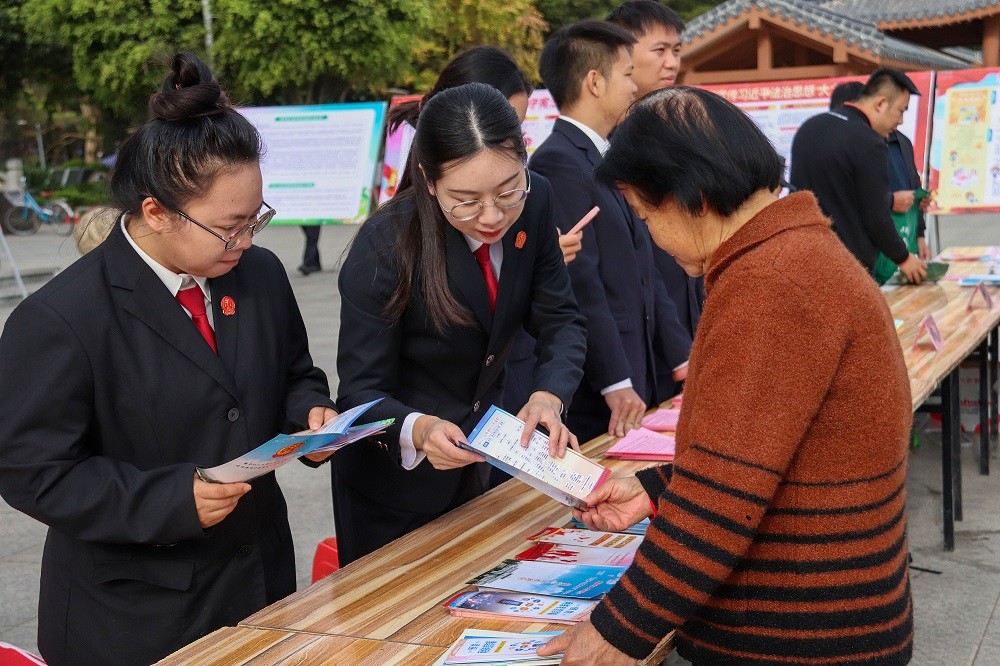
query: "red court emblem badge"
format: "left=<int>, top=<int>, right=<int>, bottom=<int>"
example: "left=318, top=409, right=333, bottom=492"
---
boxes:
left=514, top=231, right=527, bottom=249
left=221, top=296, right=236, bottom=316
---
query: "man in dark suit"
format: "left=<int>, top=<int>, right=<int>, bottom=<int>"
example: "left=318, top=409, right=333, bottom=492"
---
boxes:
left=608, top=1, right=703, bottom=401
left=888, top=128, right=932, bottom=260
left=0, top=219, right=335, bottom=665
left=791, top=68, right=926, bottom=282
left=530, top=19, right=691, bottom=442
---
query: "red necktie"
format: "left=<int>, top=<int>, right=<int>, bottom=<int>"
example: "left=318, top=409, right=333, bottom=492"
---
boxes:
left=474, top=244, right=498, bottom=313
left=176, top=286, right=218, bottom=354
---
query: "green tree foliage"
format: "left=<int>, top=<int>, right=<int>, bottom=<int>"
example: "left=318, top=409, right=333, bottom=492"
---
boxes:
left=214, top=0, right=435, bottom=103
left=21, top=0, right=205, bottom=122
left=535, top=0, right=620, bottom=31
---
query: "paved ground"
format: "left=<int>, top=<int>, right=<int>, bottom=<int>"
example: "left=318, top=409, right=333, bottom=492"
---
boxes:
left=1, top=214, right=999, bottom=663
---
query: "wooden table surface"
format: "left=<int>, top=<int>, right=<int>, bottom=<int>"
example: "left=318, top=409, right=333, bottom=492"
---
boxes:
left=162, top=247, right=999, bottom=665
left=155, top=626, right=446, bottom=665
left=239, top=431, right=673, bottom=664
left=884, top=248, right=1000, bottom=408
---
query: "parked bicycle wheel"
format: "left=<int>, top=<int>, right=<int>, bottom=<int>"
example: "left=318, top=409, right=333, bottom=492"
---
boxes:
left=50, top=201, right=75, bottom=236
left=4, top=205, right=41, bottom=236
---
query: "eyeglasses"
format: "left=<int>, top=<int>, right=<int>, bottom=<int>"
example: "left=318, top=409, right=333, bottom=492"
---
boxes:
left=439, top=170, right=531, bottom=222
left=175, top=201, right=275, bottom=251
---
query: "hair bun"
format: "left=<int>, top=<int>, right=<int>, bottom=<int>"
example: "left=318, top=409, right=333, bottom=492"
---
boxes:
left=147, top=53, right=231, bottom=122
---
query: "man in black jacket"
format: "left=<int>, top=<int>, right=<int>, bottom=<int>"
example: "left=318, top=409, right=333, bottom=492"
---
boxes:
left=791, top=68, right=926, bottom=282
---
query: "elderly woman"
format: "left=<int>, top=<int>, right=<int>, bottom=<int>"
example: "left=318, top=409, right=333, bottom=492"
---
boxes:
left=540, top=87, right=914, bottom=665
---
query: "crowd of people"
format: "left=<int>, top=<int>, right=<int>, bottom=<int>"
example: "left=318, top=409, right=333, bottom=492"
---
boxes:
left=0, top=1, right=923, bottom=664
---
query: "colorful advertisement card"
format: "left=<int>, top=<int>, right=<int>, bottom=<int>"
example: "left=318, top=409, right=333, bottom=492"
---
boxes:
left=527, top=527, right=643, bottom=551
left=605, top=428, right=676, bottom=462
left=468, top=559, right=624, bottom=599
left=434, top=629, right=562, bottom=666
left=463, top=406, right=610, bottom=510
left=445, top=590, right=596, bottom=624
left=515, top=542, right=634, bottom=567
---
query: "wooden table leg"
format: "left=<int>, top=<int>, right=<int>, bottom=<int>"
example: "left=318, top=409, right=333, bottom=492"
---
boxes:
left=981, top=339, right=990, bottom=475
left=941, top=370, right=956, bottom=551
left=991, top=326, right=998, bottom=467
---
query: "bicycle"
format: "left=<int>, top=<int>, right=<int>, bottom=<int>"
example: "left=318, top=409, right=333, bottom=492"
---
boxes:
left=4, top=190, right=75, bottom=237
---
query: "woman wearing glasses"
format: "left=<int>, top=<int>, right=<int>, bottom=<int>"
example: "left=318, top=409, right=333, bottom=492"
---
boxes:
left=334, top=82, right=587, bottom=564
left=0, top=54, right=336, bottom=666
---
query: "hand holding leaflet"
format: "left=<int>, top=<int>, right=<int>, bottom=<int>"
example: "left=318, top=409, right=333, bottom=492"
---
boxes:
left=462, top=406, right=609, bottom=510
left=197, top=399, right=392, bottom=483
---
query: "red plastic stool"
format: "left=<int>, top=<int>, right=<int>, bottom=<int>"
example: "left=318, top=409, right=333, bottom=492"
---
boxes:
left=311, top=537, right=340, bottom=582
left=0, top=642, right=45, bottom=665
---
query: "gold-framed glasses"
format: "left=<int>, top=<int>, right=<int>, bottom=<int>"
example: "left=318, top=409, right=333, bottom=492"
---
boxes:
left=439, top=170, right=531, bottom=222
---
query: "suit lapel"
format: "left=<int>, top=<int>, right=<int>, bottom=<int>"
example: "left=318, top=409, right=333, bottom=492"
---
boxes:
left=210, top=270, right=241, bottom=391
left=488, top=216, right=524, bottom=349
left=556, top=119, right=637, bottom=231
left=107, top=223, right=240, bottom=400
left=445, top=224, right=493, bottom=331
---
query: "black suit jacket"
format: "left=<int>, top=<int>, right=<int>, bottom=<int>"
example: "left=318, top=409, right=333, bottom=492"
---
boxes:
left=334, top=173, right=586, bottom=516
left=528, top=119, right=691, bottom=434
left=889, top=130, right=926, bottom=238
left=0, top=223, right=333, bottom=666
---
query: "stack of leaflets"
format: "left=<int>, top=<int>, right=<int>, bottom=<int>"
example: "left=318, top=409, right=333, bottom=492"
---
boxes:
left=641, top=408, right=680, bottom=432
left=605, top=427, right=676, bottom=461
left=527, top=527, right=644, bottom=551
left=434, top=629, right=563, bottom=665
left=444, top=590, right=596, bottom=624
left=196, top=399, right=392, bottom=483
left=467, top=559, right=623, bottom=599
left=462, top=406, right=610, bottom=510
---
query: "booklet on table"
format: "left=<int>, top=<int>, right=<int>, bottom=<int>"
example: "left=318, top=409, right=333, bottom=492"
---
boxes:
left=444, top=590, right=596, bottom=624
left=461, top=405, right=609, bottom=510
left=196, top=398, right=392, bottom=483
left=515, top=541, right=634, bottom=567
left=527, top=527, right=643, bottom=551
left=468, top=559, right=624, bottom=599
left=434, top=629, right=563, bottom=666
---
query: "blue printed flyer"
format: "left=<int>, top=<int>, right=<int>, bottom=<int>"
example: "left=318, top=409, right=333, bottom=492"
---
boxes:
left=197, top=399, right=391, bottom=483
left=467, top=559, right=624, bottom=600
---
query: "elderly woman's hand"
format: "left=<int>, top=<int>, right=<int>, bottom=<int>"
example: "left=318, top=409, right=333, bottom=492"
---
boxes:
left=574, top=475, right=653, bottom=532
left=536, top=621, right=638, bottom=665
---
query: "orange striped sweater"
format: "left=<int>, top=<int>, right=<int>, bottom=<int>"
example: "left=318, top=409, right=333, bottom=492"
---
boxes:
left=589, top=193, right=914, bottom=664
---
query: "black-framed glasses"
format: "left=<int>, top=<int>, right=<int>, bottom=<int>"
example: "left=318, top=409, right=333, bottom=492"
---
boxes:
left=176, top=201, right=275, bottom=251
left=439, top=169, right=531, bottom=222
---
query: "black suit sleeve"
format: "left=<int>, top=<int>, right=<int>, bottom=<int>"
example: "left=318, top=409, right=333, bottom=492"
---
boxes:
left=531, top=149, right=633, bottom=393
left=266, top=253, right=335, bottom=431
left=520, top=175, right=587, bottom=409
left=0, top=299, right=204, bottom=545
left=856, top=139, right=909, bottom=265
left=335, top=220, right=413, bottom=462
left=651, top=269, right=691, bottom=370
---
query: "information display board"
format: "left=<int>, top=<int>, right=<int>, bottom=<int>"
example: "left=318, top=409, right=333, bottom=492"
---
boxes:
left=703, top=72, right=934, bottom=182
left=378, top=95, right=420, bottom=205
left=522, top=89, right=559, bottom=156
left=928, top=68, right=1000, bottom=214
left=240, top=102, right=386, bottom=224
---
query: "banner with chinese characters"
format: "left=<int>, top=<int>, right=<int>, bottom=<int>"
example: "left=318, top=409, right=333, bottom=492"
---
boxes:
left=928, top=68, right=1000, bottom=214
left=240, top=102, right=386, bottom=224
left=522, top=89, right=559, bottom=156
left=702, top=73, right=934, bottom=183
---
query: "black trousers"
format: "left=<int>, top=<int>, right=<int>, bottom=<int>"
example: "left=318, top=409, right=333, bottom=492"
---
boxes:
left=300, top=225, right=321, bottom=270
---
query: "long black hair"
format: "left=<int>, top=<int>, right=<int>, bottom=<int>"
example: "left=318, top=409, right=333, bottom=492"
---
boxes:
left=386, top=46, right=531, bottom=194
left=384, top=82, right=527, bottom=332
left=109, top=53, right=261, bottom=219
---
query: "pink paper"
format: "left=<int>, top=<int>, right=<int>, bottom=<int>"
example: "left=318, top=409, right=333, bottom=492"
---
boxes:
left=967, top=281, right=994, bottom=312
left=641, top=408, right=680, bottom=432
left=606, top=427, right=676, bottom=461
left=913, top=314, right=943, bottom=352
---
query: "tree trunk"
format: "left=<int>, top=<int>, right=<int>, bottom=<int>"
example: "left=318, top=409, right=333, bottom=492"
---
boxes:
left=80, top=98, right=101, bottom=164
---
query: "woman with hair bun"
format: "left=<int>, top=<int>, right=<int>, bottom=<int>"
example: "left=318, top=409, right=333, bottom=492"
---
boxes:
left=0, top=54, right=336, bottom=665
left=333, top=82, right=587, bottom=565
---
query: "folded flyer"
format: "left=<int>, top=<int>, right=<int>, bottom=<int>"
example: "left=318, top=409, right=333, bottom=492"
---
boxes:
left=197, top=399, right=392, bottom=483
left=444, top=590, right=596, bottom=624
left=640, top=408, right=680, bottom=432
left=462, top=405, right=609, bottom=510
left=515, top=541, right=634, bottom=567
left=527, top=527, right=643, bottom=551
left=605, top=427, right=676, bottom=461
left=434, top=629, right=562, bottom=666
left=569, top=517, right=650, bottom=535
left=468, top=559, right=624, bottom=599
